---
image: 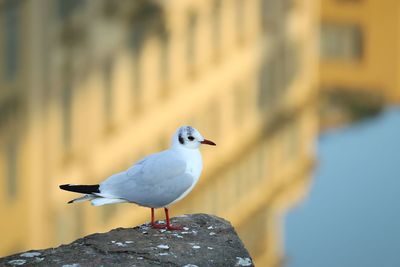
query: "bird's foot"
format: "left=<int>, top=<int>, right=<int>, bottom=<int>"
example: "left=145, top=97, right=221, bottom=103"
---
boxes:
left=166, top=224, right=183, bottom=231
left=151, top=223, right=167, bottom=229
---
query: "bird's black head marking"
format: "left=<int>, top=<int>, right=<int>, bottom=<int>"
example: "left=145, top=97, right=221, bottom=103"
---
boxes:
left=186, top=126, right=193, bottom=136
left=178, top=134, right=185, bottom=144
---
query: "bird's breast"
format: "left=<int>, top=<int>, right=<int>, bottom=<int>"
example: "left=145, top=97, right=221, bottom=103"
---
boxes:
left=165, top=149, right=203, bottom=206
left=184, top=150, right=203, bottom=180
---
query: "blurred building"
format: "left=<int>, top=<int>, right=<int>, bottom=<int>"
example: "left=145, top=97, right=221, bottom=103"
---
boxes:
left=0, top=0, right=318, bottom=266
left=320, top=0, right=400, bottom=103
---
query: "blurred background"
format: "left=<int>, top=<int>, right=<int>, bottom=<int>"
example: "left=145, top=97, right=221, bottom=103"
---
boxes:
left=285, top=1, right=400, bottom=267
left=0, top=0, right=398, bottom=266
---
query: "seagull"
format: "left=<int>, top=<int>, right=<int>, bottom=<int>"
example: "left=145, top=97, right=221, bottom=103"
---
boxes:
left=59, top=126, right=216, bottom=230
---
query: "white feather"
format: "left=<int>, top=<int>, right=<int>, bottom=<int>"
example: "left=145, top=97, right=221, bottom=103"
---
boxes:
left=91, top=198, right=127, bottom=206
left=69, top=194, right=96, bottom=204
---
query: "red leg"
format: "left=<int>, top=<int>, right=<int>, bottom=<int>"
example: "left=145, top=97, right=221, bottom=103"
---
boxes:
left=164, top=208, right=183, bottom=230
left=151, top=208, right=166, bottom=229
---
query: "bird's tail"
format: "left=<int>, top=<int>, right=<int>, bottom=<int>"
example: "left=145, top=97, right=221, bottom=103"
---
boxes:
left=60, top=184, right=101, bottom=204
left=59, top=183, right=127, bottom=206
left=59, top=184, right=100, bottom=194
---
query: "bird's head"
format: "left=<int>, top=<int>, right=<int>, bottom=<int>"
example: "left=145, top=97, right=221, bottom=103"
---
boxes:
left=172, top=126, right=216, bottom=149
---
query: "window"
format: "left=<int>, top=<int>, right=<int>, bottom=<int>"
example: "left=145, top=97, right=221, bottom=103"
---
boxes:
left=234, top=163, right=244, bottom=198
left=336, top=0, right=363, bottom=3
left=211, top=0, right=222, bottom=57
left=5, top=140, right=18, bottom=200
left=284, top=121, right=299, bottom=161
left=257, top=144, right=267, bottom=182
left=130, top=26, right=144, bottom=109
left=258, top=54, right=280, bottom=110
left=260, top=0, right=282, bottom=33
left=159, top=32, right=170, bottom=94
left=258, top=59, right=273, bottom=110
left=234, top=0, right=245, bottom=43
left=132, top=55, right=141, bottom=109
left=258, top=38, right=299, bottom=112
left=274, top=44, right=286, bottom=97
left=283, top=40, right=300, bottom=89
left=4, top=0, right=19, bottom=81
left=57, top=0, right=85, bottom=19
left=207, top=101, right=220, bottom=138
left=62, top=82, right=73, bottom=151
left=233, top=85, right=246, bottom=123
left=320, top=23, right=363, bottom=60
left=186, top=11, right=198, bottom=70
left=103, top=58, right=114, bottom=125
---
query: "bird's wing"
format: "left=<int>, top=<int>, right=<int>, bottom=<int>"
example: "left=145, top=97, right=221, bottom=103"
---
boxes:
left=99, top=150, right=193, bottom=207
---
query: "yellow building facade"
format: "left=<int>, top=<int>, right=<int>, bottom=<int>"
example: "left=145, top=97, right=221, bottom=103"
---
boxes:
left=320, top=0, right=400, bottom=103
left=0, top=0, right=318, bottom=266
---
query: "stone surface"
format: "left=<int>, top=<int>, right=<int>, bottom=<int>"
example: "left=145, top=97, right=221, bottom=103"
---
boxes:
left=1, top=214, right=254, bottom=267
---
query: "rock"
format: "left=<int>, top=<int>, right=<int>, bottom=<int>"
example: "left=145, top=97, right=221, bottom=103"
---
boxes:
left=0, top=214, right=254, bottom=266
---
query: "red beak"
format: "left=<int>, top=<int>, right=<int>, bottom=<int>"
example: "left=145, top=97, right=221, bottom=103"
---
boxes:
left=201, top=139, right=216, bottom=146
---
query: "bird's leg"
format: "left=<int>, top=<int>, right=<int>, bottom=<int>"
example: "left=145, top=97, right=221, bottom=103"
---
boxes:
left=150, top=208, right=166, bottom=229
left=164, top=208, right=183, bottom=230
left=151, top=208, right=155, bottom=225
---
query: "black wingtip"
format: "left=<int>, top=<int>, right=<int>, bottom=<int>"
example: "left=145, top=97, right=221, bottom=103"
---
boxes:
left=59, top=184, right=100, bottom=194
left=67, top=199, right=74, bottom=204
left=59, top=184, right=70, bottom=190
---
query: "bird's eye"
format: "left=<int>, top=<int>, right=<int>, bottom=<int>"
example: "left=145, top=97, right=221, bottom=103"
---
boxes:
left=188, top=136, right=195, bottom=141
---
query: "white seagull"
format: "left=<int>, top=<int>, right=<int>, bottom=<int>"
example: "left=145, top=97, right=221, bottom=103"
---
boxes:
left=60, top=126, right=216, bottom=230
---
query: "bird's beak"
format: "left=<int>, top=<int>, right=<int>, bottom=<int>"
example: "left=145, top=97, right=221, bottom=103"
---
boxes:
left=201, top=139, right=216, bottom=146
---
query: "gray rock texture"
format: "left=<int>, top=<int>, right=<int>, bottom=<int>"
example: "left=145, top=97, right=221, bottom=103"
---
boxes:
left=1, top=214, right=254, bottom=267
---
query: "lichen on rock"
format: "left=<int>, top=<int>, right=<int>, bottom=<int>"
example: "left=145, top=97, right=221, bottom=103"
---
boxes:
left=1, top=214, right=254, bottom=266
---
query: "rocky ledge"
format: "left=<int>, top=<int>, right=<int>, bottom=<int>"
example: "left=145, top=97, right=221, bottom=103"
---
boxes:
left=1, top=214, right=253, bottom=267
